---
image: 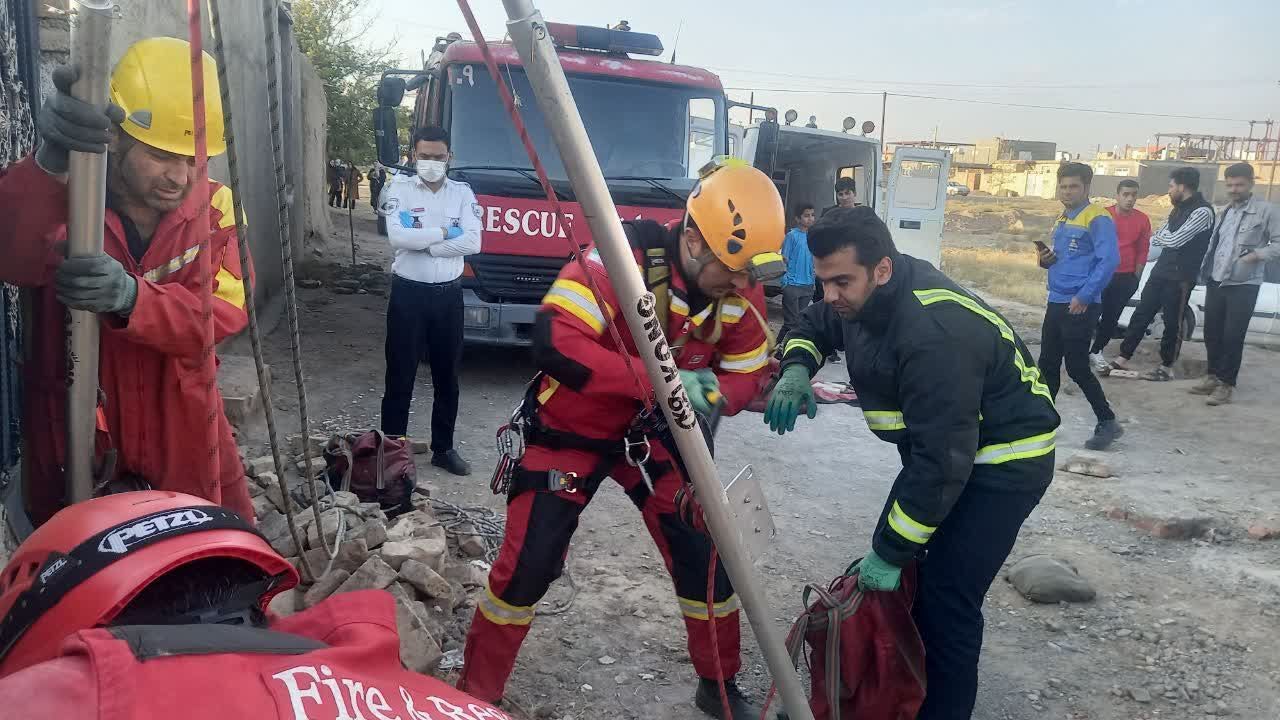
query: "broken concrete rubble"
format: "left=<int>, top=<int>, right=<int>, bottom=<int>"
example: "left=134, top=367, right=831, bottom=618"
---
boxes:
left=334, top=555, right=398, bottom=595
left=304, top=569, right=351, bottom=608
left=399, top=559, right=455, bottom=604
left=379, top=539, right=447, bottom=573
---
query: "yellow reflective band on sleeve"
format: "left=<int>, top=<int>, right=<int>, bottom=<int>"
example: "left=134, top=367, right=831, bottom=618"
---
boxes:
left=718, top=340, right=770, bottom=373
left=678, top=594, right=740, bottom=621
left=544, top=279, right=610, bottom=335
left=142, top=244, right=201, bottom=282
left=863, top=410, right=906, bottom=431
left=974, top=430, right=1057, bottom=465
left=537, top=377, right=561, bottom=405
left=670, top=293, right=691, bottom=318
left=719, top=298, right=748, bottom=324
left=212, top=266, right=246, bottom=310
left=478, top=588, right=536, bottom=627
left=913, top=289, right=1053, bottom=404
left=887, top=501, right=935, bottom=545
left=690, top=304, right=714, bottom=327
left=210, top=185, right=239, bottom=230
left=784, top=338, right=821, bottom=365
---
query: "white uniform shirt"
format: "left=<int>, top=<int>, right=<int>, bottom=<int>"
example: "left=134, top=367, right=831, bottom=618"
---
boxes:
left=381, top=174, right=483, bottom=283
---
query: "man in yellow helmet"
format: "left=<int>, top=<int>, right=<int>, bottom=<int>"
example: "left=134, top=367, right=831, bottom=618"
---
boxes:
left=0, top=37, right=254, bottom=525
left=459, top=160, right=783, bottom=719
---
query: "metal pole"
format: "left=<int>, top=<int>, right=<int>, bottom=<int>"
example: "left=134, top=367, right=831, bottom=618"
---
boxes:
left=880, top=92, right=888, bottom=219
left=1267, top=117, right=1276, bottom=202
left=498, top=3, right=814, bottom=718
left=64, top=0, right=115, bottom=504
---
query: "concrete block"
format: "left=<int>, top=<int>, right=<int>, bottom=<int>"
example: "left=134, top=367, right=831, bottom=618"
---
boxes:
left=301, top=538, right=368, bottom=577
left=362, top=519, right=388, bottom=550
left=218, top=355, right=268, bottom=429
left=333, top=555, right=398, bottom=595
left=379, top=539, right=447, bottom=574
left=399, top=560, right=455, bottom=605
left=267, top=587, right=301, bottom=617
left=246, top=456, right=275, bottom=478
left=304, top=569, right=350, bottom=607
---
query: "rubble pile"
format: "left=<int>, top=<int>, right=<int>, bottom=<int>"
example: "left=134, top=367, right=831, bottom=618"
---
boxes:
left=242, top=433, right=493, bottom=678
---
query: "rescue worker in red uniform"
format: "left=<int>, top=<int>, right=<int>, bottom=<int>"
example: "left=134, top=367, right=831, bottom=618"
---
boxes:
left=0, top=491, right=511, bottom=719
left=0, top=38, right=253, bottom=525
left=459, top=160, right=785, bottom=719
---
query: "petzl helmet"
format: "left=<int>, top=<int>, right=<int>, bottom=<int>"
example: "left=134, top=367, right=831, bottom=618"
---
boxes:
left=686, top=157, right=786, bottom=282
left=110, top=37, right=227, bottom=157
left=0, top=491, right=296, bottom=677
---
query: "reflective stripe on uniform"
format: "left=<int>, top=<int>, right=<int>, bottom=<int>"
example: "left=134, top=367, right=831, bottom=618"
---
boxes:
left=886, top=500, right=936, bottom=545
left=212, top=266, right=246, bottom=309
left=719, top=299, right=747, bottom=323
left=863, top=410, right=906, bottom=431
left=974, top=430, right=1057, bottom=465
left=670, top=293, right=691, bottom=317
left=784, top=338, right=821, bottom=365
left=478, top=587, right=535, bottom=626
left=209, top=185, right=245, bottom=230
left=544, top=279, right=610, bottom=334
left=537, top=377, right=561, bottom=404
left=718, top=340, right=770, bottom=373
left=690, top=304, right=714, bottom=327
left=143, top=244, right=201, bottom=282
left=913, top=288, right=1053, bottom=404
left=678, top=594, right=740, bottom=621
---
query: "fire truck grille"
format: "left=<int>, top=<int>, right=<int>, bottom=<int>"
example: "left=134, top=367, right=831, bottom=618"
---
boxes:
left=464, top=253, right=571, bottom=304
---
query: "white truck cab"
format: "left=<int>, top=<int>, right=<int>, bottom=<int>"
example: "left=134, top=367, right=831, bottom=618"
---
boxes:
left=738, top=122, right=950, bottom=268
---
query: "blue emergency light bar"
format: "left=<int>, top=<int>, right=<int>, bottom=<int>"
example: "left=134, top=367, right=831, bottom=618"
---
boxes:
left=544, top=22, right=664, bottom=56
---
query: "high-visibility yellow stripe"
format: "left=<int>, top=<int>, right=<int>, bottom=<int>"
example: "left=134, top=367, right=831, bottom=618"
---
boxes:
left=783, top=338, right=821, bottom=365
left=478, top=588, right=535, bottom=627
left=863, top=410, right=906, bottom=431
left=886, top=501, right=935, bottom=545
left=142, top=244, right=202, bottom=282
left=690, top=304, right=714, bottom=327
left=975, top=430, right=1057, bottom=465
left=212, top=266, right=246, bottom=309
left=544, top=279, right=609, bottom=334
left=670, top=293, right=690, bottom=317
left=913, top=288, right=1053, bottom=404
left=719, top=299, right=747, bottom=324
left=537, top=377, right=561, bottom=405
left=718, top=340, right=770, bottom=373
left=209, top=185, right=244, bottom=230
left=678, top=594, right=740, bottom=620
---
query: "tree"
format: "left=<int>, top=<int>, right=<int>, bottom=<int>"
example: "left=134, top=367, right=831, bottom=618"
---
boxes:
left=292, top=0, right=395, bottom=164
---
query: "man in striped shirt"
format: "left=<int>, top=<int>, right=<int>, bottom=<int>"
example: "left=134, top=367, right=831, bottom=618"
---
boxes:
left=1110, top=167, right=1214, bottom=381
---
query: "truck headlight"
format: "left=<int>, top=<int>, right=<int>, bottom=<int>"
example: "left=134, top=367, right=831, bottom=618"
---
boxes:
left=463, top=307, right=491, bottom=328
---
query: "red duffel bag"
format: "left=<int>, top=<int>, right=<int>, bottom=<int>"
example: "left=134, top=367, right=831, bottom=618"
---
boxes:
left=767, top=562, right=926, bottom=720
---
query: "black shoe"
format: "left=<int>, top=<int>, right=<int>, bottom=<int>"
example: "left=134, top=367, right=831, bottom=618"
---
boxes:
left=431, top=449, right=471, bottom=476
left=826, top=352, right=842, bottom=364
left=695, top=677, right=762, bottom=720
left=1084, top=419, right=1123, bottom=451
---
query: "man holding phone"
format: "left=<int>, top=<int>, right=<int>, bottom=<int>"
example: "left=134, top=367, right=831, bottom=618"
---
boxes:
left=1037, top=163, right=1122, bottom=450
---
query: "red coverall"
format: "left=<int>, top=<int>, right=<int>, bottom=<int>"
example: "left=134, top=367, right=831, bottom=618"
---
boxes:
left=459, top=222, right=772, bottom=702
left=0, top=156, right=253, bottom=525
left=0, top=590, right=511, bottom=720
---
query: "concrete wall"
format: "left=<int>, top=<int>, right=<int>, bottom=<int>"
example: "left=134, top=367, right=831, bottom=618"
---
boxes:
left=33, top=0, right=327, bottom=307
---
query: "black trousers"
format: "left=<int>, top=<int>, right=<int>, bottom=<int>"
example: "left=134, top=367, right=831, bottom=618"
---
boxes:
left=906, top=459, right=1051, bottom=720
left=1119, top=274, right=1190, bottom=367
left=380, top=275, right=463, bottom=450
left=1039, top=302, right=1115, bottom=422
left=1203, top=282, right=1261, bottom=386
left=1090, top=272, right=1139, bottom=355
left=779, top=284, right=813, bottom=345
left=328, top=188, right=342, bottom=207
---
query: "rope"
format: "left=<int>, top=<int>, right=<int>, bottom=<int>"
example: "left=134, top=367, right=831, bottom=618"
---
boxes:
left=259, top=0, right=341, bottom=565
left=706, top=549, right=734, bottom=720
left=207, top=0, right=314, bottom=582
left=454, top=0, right=653, bottom=413
left=185, top=0, right=219, bottom=532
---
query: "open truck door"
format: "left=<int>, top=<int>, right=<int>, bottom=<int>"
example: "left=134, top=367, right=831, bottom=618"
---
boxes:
left=885, top=147, right=950, bottom=267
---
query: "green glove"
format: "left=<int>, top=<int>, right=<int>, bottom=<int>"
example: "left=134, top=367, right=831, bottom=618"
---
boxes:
left=763, top=365, right=816, bottom=435
left=55, top=254, right=138, bottom=315
left=855, top=550, right=902, bottom=592
left=680, top=368, right=720, bottom=416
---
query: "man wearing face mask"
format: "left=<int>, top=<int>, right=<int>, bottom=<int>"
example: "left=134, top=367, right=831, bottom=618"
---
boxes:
left=0, top=38, right=253, bottom=525
left=764, top=207, right=1059, bottom=720
left=379, top=126, right=481, bottom=476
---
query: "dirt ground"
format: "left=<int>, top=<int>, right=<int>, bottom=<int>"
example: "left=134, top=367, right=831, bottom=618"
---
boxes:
left=235, top=202, right=1279, bottom=720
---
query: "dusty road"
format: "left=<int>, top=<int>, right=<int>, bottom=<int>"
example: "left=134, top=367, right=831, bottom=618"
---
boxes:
left=238, top=204, right=1280, bottom=720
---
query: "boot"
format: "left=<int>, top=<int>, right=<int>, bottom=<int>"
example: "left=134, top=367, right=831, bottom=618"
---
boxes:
left=1085, top=419, right=1124, bottom=451
left=695, top=677, right=763, bottom=720
left=1206, top=384, right=1233, bottom=406
left=1189, top=375, right=1220, bottom=395
left=432, top=449, right=472, bottom=476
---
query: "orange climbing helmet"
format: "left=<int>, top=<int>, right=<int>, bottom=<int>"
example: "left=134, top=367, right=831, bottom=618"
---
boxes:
left=686, top=157, right=786, bottom=281
left=0, top=491, right=296, bottom=677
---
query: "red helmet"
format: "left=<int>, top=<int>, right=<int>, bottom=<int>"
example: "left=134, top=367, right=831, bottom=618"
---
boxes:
left=0, top=491, right=297, bottom=677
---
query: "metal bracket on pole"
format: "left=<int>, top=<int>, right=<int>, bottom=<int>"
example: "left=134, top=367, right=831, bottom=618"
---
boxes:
left=496, top=2, right=814, bottom=717
left=64, top=0, right=116, bottom=504
left=724, top=466, right=777, bottom=563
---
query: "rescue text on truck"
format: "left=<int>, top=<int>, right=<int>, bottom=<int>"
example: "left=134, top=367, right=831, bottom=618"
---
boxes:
left=373, top=23, right=730, bottom=345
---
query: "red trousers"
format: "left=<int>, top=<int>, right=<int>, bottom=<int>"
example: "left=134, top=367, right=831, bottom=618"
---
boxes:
left=458, top=444, right=741, bottom=703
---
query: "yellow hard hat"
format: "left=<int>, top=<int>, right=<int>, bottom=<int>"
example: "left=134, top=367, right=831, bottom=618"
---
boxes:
left=110, top=37, right=226, bottom=158
left=686, top=157, right=786, bottom=281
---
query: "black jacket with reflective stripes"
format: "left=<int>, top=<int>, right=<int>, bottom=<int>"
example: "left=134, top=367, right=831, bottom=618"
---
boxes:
left=780, top=254, right=1060, bottom=566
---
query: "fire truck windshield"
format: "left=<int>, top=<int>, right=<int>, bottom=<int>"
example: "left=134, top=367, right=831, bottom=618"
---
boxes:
left=447, top=63, right=723, bottom=190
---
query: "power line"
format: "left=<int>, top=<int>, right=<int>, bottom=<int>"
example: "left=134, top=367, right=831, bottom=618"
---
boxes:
left=711, top=65, right=1268, bottom=91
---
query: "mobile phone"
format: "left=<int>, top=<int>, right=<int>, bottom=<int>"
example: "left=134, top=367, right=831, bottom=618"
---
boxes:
left=1033, top=240, right=1049, bottom=252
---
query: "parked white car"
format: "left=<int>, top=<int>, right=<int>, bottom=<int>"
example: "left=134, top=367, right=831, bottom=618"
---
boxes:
left=946, top=181, right=970, bottom=196
left=1116, top=245, right=1280, bottom=345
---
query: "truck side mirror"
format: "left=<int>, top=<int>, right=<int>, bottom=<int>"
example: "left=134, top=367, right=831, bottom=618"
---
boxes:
left=373, top=107, right=400, bottom=167
left=752, top=119, right=780, bottom=179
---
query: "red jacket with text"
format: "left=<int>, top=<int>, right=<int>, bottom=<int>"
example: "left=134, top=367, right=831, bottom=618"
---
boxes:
left=0, top=590, right=510, bottom=720
left=0, top=156, right=253, bottom=525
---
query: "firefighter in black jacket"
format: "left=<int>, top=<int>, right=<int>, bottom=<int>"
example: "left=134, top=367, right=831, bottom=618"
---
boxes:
left=764, top=207, right=1060, bottom=720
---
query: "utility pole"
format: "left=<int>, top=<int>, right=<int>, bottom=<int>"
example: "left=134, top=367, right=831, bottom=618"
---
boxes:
left=492, top=1, right=815, bottom=718
left=64, top=0, right=115, bottom=503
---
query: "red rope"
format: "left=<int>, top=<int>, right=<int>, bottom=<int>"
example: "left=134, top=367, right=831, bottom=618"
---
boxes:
left=706, top=549, right=734, bottom=720
left=187, top=1, right=218, bottom=491
left=453, top=0, right=653, bottom=413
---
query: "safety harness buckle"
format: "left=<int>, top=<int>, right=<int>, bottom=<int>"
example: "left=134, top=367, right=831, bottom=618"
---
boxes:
left=548, top=470, right=579, bottom=494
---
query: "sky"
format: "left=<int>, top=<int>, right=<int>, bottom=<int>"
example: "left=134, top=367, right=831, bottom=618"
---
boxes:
left=357, top=0, right=1280, bottom=158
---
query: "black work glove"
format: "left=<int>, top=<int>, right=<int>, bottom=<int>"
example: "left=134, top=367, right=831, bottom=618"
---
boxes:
left=36, top=64, right=126, bottom=175
left=55, top=254, right=139, bottom=315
